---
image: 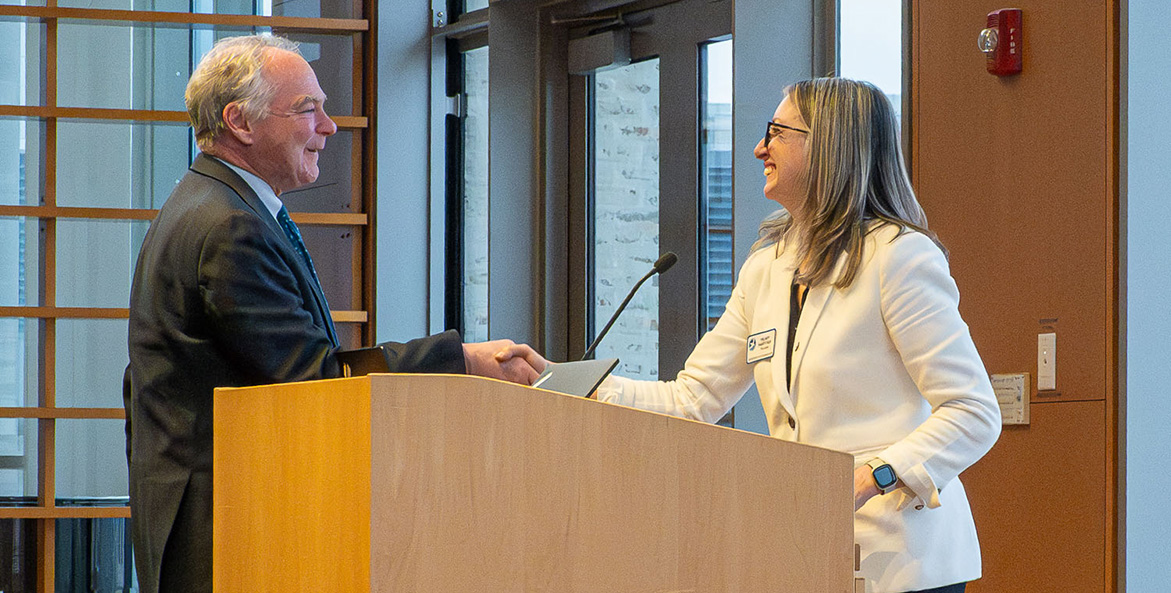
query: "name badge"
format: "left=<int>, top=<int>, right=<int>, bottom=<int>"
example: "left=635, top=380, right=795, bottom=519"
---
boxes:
left=746, top=329, right=777, bottom=364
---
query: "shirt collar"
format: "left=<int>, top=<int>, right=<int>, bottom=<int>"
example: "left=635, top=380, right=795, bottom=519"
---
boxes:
left=215, top=157, right=284, bottom=221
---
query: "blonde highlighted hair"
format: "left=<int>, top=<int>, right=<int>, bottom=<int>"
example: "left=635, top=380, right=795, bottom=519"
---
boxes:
left=185, top=34, right=302, bottom=151
left=753, top=77, right=943, bottom=289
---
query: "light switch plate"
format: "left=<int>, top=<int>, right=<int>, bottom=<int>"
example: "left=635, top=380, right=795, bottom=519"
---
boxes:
left=1038, top=332, right=1056, bottom=391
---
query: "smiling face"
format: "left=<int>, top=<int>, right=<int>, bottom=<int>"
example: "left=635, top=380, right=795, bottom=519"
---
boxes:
left=244, top=49, right=337, bottom=195
left=753, top=96, right=810, bottom=220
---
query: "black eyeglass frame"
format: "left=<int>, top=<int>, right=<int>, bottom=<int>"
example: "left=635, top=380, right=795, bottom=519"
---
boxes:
left=764, top=121, right=809, bottom=144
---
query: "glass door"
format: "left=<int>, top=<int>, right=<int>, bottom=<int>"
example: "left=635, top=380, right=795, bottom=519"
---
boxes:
left=570, top=0, right=732, bottom=381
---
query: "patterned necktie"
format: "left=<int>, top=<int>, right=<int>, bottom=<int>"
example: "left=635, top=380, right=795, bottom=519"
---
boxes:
left=277, top=206, right=339, bottom=347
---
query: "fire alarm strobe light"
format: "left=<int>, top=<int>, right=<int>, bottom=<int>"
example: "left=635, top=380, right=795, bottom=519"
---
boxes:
left=979, top=8, right=1023, bottom=76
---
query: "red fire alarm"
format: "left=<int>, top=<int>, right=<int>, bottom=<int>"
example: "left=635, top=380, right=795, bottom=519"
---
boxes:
left=978, top=8, right=1023, bottom=76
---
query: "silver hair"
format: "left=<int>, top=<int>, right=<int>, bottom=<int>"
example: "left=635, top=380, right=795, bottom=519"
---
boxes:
left=752, top=77, right=943, bottom=289
left=185, top=34, right=302, bottom=151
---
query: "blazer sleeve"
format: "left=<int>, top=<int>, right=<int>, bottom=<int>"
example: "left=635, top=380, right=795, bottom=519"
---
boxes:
left=874, top=232, right=1001, bottom=509
left=595, top=257, right=758, bottom=423
left=197, top=210, right=344, bottom=384
left=376, top=330, right=466, bottom=374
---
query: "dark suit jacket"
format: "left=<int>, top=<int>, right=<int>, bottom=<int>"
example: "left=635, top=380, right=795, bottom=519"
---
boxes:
left=124, top=154, right=464, bottom=593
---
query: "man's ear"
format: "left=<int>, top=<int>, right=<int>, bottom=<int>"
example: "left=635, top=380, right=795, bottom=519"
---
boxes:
left=222, top=102, right=255, bottom=146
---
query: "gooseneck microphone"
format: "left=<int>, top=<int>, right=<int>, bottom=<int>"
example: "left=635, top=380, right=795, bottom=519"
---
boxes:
left=582, top=251, right=678, bottom=360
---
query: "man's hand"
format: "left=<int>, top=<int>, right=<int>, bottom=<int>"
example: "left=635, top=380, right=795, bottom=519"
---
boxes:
left=463, top=340, right=548, bottom=385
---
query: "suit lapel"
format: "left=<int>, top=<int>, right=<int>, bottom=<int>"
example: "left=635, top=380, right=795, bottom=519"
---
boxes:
left=191, top=154, right=286, bottom=239
left=190, top=154, right=336, bottom=342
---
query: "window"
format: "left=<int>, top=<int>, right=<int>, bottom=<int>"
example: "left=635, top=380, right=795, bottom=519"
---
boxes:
left=699, top=38, right=733, bottom=334
left=0, top=1, right=375, bottom=587
left=460, top=44, right=490, bottom=342
left=440, top=29, right=491, bottom=342
left=838, top=0, right=903, bottom=122
left=437, top=4, right=490, bottom=342
left=590, top=58, right=662, bottom=379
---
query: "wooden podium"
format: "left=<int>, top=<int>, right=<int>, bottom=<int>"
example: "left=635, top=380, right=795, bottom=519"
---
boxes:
left=212, top=374, right=855, bottom=592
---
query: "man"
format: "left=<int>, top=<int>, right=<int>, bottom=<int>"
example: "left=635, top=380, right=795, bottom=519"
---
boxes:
left=125, top=35, right=545, bottom=593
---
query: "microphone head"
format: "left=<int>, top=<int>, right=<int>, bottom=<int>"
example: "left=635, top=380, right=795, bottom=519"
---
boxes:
left=653, top=252, right=678, bottom=274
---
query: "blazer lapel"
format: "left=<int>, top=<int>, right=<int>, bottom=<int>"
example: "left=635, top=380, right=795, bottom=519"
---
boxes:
left=190, top=154, right=336, bottom=342
left=788, top=251, right=847, bottom=392
left=765, top=244, right=800, bottom=422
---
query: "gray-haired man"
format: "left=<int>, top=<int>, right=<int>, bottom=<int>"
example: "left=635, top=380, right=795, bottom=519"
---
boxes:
left=125, top=35, right=545, bottom=592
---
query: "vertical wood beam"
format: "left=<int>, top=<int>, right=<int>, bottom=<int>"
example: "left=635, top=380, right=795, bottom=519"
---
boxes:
left=360, top=16, right=376, bottom=346
left=39, top=11, right=58, bottom=593
left=36, top=516, right=55, bottom=593
left=1105, top=0, right=1123, bottom=589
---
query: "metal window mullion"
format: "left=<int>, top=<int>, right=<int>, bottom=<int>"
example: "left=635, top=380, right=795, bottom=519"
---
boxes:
left=442, top=38, right=466, bottom=334
left=583, top=74, right=597, bottom=355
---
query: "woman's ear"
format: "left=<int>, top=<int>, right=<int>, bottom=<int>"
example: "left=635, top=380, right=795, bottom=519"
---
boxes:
left=221, top=102, right=255, bottom=145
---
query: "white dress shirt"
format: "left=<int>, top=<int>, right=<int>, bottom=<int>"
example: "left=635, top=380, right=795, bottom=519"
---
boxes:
left=218, top=159, right=284, bottom=221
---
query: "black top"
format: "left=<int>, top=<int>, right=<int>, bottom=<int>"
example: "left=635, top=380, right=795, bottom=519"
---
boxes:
left=785, top=279, right=808, bottom=389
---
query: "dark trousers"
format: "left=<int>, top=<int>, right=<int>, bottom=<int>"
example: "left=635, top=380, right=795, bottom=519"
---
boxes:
left=908, top=583, right=966, bottom=593
left=157, top=472, right=213, bottom=593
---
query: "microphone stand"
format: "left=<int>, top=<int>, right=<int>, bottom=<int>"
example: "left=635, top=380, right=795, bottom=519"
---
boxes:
left=583, top=252, right=677, bottom=360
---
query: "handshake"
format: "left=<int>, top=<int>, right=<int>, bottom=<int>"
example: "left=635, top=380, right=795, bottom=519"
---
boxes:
left=462, top=340, right=549, bottom=386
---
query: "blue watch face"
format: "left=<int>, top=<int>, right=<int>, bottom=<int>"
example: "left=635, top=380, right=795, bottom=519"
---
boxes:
left=873, top=465, right=897, bottom=488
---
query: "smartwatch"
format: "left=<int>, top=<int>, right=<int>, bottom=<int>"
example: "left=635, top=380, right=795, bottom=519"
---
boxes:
left=867, top=459, right=898, bottom=495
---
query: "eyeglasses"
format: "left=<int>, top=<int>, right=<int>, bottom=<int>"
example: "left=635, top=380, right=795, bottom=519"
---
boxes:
left=764, top=121, right=809, bottom=144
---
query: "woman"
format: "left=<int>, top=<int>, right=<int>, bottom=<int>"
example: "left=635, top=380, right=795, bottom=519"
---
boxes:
left=593, top=78, right=1001, bottom=593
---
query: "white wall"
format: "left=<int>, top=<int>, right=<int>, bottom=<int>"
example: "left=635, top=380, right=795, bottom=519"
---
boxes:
left=731, top=0, right=814, bottom=434
left=375, top=0, right=434, bottom=342
left=1126, top=0, right=1171, bottom=588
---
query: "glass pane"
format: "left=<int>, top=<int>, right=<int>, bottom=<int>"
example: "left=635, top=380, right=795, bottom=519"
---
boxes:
left=281, top=129, right=356, bottom=213
left=56, top=219, right=149, bottom=309
left=700, top=39, right=733, bottom=334
left=58, top=124, right=354, bottom=212
left=462, top=45, right=489, bottom=343
left=839, top=0, right=903, bottom=122
left=57, top=23, right=192, bottom=112
left=0, top=318, right=40, bottom=409
left=0, top=519, right=37, bottom=592
left=0, top=119, right=46, bottom=207
left=55, top=419, right=128, bottom=500
left=53, top=0, right=356, bottom=19
left=0, top=22, right=45, bottom=106
left=282, top=33, right=356, bottom=117
left=300, top=223, right=358, bottom=311
left=57, top=26, right=355, bottom=115
left=58, top=121, right=191, bottom=209
left=56, top=519, right=137, bottom=592
left=464, top=0, right=489, bottom=14
left=56, top=319, right=129, bottom=408
left=592, top=59, right=660, bottom=380
left=0, top=419, right=38, bottom=501
left=0, top=217, right=41, bottom=307
left=185, top=32, right=356, bottom=116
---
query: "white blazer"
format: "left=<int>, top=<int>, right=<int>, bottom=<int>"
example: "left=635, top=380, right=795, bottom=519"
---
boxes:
left=597, top=224, right=1001, bottom=593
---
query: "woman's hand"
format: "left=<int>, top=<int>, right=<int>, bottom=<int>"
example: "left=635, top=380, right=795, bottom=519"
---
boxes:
left=853, top=465, right=882, bottom=511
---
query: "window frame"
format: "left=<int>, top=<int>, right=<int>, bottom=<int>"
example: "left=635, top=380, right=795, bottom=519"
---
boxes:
left=0, top=6, right=376, bottom=589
